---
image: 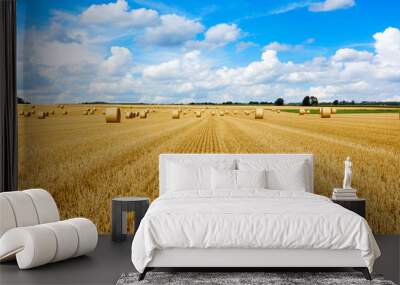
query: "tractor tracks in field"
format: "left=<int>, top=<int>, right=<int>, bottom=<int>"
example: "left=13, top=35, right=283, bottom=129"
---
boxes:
left=175, top=116, right=223, bottom=153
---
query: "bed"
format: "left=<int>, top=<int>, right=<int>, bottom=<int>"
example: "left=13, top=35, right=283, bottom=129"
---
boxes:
left=131, top=154, right=380, bottom=280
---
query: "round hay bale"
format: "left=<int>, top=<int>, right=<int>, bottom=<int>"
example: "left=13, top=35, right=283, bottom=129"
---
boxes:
left=31, top=105, right=35, bottom=109
left=276, top=109, right=281, bottom=113
left=45, top=111, right=49, bottom=117
left=272, top=109, right=276, bottom=112
left=244, top=111, right=250, bottom=115
left=83, top=110, right=89, bottom=115
left=233, top=110, right=237, bottom=115
left=195, top=111, right=201, bottom=118
left=19, top=111, right=24, bottom=116
left=219, top=111, right=224, bottom=116
left=31, top=110, right=36, bottom=115
left=139, top=111, right=147, bottom=119
left=90, top=109, right=96, bottom=115
left=102, top=110, right=106, bottom=115
left=299, top=108, right=306, bottom=115
left=37, top=112, right=45, bottom=119
left=172, top=110, right=180, bottom=119
left=24, top=111, right=31, bottom=117
left=224, top=110, right=229, bottom=115
left=331, top=107, right=337, bottom=114
left=211, top=111, right=216, bottom=116
left=125, top=111, right=134, bottom=119
left=60, top=105, right=64, bottom=109
left=50, top=110, right=55, bottom=115
left=152, top=109, right=156, bottom=113
left=105, top=107, right=121, bottom=122
left=63, top=111, right=68, bottom=115
left=93, top=107, right=97, bottom=111
left=320, top=107, right=331, bottom=118
left=255, top=108, right=264, bottom=119
left=306, top=110, right=311, bottom=114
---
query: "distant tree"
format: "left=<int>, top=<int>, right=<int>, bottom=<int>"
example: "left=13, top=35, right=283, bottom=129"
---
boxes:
left=249, top=101, right=259, bottom=105
left=17, top=97, right=30, bottom=104
left=333, top=100, right=339, bottom=105
left=310, top=96, right=318, bottom=105
left=223, top=101, right=233, bottom=105
left=274, top=98, right=284, bottom=106
left=351, top=100, right=355, bottom=105
left=302, top=96, right=311, bottom=106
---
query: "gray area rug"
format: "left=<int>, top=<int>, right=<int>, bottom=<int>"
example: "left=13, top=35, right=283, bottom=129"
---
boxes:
left=116, top=272, right=396, bottom=285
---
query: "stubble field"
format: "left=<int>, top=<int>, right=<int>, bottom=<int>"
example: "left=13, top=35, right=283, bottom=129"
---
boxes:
left=18, top=104, right=400, bottom=234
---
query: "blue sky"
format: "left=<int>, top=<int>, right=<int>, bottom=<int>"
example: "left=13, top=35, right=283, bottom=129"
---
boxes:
left=17, top=0, right=400, bottom=103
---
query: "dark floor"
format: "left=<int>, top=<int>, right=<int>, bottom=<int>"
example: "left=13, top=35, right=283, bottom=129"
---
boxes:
left=0, top=235, right=399, bottom=285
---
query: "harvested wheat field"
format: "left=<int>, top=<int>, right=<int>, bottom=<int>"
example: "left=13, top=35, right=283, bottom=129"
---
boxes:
left=17, top=104, right=400, bottom=234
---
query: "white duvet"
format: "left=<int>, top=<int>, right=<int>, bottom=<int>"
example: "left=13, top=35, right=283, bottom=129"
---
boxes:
left=131, top=190, right=380, bottom=273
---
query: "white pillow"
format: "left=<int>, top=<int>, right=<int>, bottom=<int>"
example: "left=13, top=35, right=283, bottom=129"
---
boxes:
left=236, top=169, right=267, bottom=189
left=211, top=168, right=236, bottom=190
left=238, top=159, right=308, bottom=191
left=167, top=162, right=211, bottom=191
left=266, top=164, right=307, bottom=191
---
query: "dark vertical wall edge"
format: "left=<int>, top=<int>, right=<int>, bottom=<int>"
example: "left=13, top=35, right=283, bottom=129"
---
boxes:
left=0, top=0, right=18, bottom=192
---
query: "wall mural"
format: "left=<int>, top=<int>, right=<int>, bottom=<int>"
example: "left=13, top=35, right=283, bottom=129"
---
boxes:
left=17, top=0, right=400, bottom=234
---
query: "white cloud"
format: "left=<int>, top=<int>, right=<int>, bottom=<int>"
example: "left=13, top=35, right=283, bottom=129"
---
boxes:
left=81, top=0, right=159, bottom=27
left=269, top=1, right=311, bottom=15
left=265, top=42, right=291, bottom=51
left=332, top=48, right=373, bottom=62
left=373, top=27, right=400, bottom=67
left=261, top=50, right=280, bottom=67
left=265, top=41, right=302, bottom=52
left=309, top=0, right=355, bottom=12
left=204, top=23, right=240, bottom=45
left=271, top=0, right=355, bottom=15
left=143, top=59, right=181, bottom=79
left=142, top=50, right=206, bottom=80
left=33, top=42, right=101, bottom=68
left=99, top=46, right=133, bottom=76
left=235, top=41, right=257, bottom=53
left=142, top=14, right=204, bottom=46
left=188, top=23, right=241, bottom=49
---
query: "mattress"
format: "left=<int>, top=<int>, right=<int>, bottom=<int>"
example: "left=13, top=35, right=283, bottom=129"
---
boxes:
left=131, top=190, right=380, bottom=273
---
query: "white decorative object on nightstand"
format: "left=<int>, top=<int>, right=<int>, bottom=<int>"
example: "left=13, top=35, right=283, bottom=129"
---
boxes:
left=343, top=156, right=352, bottom=190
